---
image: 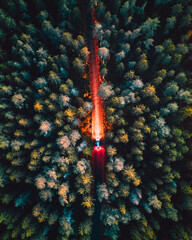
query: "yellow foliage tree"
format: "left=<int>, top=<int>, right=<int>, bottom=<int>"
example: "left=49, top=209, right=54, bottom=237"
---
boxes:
left=182, top=106, right=192, bottom=118
left=83, top=146, right=92, bottom=156
left=34, top=101, right=43, bottom=112
left=123, top=165, right=136, bottom=180
left=81, top=174, right=93, bottom=185
left=81, top=196, right=94, bottom=208
left=119, top=203, right=126, bottom=214
left=64, top=108, right=76, bottom=122
left=119, top=134, right=129, bottom=143
left=142, top=84, right=156, bottom=97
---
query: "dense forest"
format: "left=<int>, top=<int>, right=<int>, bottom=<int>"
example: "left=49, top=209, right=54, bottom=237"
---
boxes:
left=0, top=0, right=192, bottom=239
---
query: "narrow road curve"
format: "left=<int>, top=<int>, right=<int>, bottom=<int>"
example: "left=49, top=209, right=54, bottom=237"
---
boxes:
left=84, top=2, right=105, bottom=239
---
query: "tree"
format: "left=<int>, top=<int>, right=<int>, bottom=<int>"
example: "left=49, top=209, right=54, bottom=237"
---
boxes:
left=0, top=135, right=9, bottom=149
left=107, top=145, right=117, bottom=156
left=165, top=17, right=176, bottom=34
left=78, top=106, right=87, bottom=118
left=58, top=183, right=69, bottom=206
left=0, top=164, right=9, bottom=188
left=42, top=21, right=61, bottom=44
left=131, top=79, right=144, bottom=90
left=130, top=207, right=141, bottom=221
left=62, top=32, right=73, bottom=46
left=94, top=23, right=102, bottom=35
left=57, top=136, right=71, bottom=150
left=78, top=219, right=92, bottom=237
left=37, top=10, right=48, bottom=23
left=179, top=14, right=192, bottom=29
left=148, top=195, right=162, bottom=210
left=48, top=71, right=61, bottom=85
left=35, top=176, right=46, bottom=189
left=175, top=72, right=187, bottom=86
left=170, top=225, right=190, bottom=240
left=144, top=38, right=154, bottom=49
left=102, top=208, right=120, bottom=226
left=72, top=57, right=86, bottom=74
left=11, top=140, right=24, bottom=151
left=136, top=55, right=148, bottom=73
left=77, top=35, right=85, bottom=48
left=129, top=191, right=140, bottom=205
left=164, top=82, right=179, bottom=96
left=113, top=158, right=124, bottom=172
left=177, top=90, right=192, bottom=104
left=104, top=11, right=112, bottom=28
left=95, top=2, right=106, bottom=19
left=39, top=121, right=51, bottom=136
left=80, top=47, right=89, bottom=62
left=171, top=4, right=183, bottom=16
left=130, top=28, right=141, bottom=41
left=59, top=95, right=70, bottom=107
left=98, top=82, right=114, bottom=99
left=59, top=214, right=73, bottom=237
left=98, top=47, right=110, bottom=61
left=12, top=93, right=25, bottom=109
left=75, top=159, right=87, bottom=175
left=34, top=101, right=43, bottom=112
left=141, top=17, right=160, bottom=38
left=81, top=196, right=94, bottom=209
left=120, top=1, right=130, bottom=19
left=72, top=7, right=82, bottom=24
left=15, top=192, right=31, bottom=208
left=70, top=130, right=81, bottom=146
left=142, top=84, right=156, bottom=97
left=115, top=51, right=125, bottom=62
left=0, top=9, right=16, bottom=30
left=116, top=62, right=124, bottom=76
left=181, top=196, right=192, bottom=210
left=166, top=103, right=178, bottom=113
left=83, top=102, right=93, bottom=112
left=97, top=184, right=109, bottom=202
left=34, top=77, right=47, bottom=89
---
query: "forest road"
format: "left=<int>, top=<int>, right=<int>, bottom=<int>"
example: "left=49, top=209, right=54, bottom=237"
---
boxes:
left=83, top=1, right=105, bottom=239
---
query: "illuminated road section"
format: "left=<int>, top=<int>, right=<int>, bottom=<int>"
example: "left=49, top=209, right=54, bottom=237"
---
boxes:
left=89, top=14, right=104, bottom=141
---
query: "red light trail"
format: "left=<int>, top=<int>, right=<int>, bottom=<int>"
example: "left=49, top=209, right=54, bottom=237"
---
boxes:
left=89, top=9, right=105, bottom=182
